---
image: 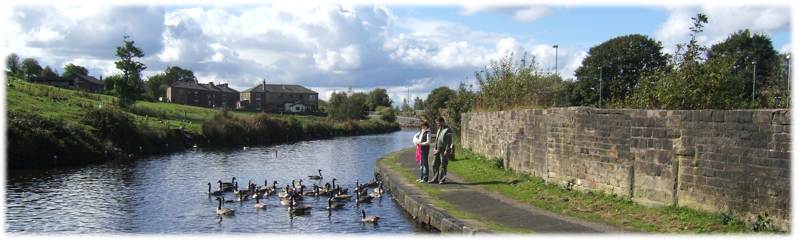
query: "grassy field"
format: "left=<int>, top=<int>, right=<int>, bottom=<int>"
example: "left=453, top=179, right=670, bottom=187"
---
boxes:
left=447, top=144, right=780, bottom=233
left=6, top=78, right=397, bottom=168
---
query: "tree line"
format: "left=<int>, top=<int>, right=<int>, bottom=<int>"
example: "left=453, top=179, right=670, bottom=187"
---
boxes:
left=414, top=13, right=791, bottom=135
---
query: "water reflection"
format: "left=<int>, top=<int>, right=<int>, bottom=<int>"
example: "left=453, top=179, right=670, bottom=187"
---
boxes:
left=7, top=130, right=422, bottom=234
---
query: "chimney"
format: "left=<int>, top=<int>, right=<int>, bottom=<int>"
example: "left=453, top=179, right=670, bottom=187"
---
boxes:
left=219, top=83, right=227, bottom=88
left=208, top=82, right=214, bottom=87
left=263, top=79, right=266, bottom=91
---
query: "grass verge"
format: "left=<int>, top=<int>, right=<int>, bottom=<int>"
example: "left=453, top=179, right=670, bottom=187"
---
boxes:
left=448, top=144, right=781, bottom=234
left=378, top=149, right=533, bottom=233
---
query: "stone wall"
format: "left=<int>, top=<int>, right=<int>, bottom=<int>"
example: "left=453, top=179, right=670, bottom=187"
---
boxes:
left=461, top=107, right=791, bottom=230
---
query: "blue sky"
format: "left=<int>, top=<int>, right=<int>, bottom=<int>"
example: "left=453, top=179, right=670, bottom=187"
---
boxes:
left=3, top=4, right=792, bottom=104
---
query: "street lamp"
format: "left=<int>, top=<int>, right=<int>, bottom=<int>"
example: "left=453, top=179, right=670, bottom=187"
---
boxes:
left=752, top=60, right=757, bottom=102
left=553, top=44, right=559, bottom=76
left=787, top=55, right=791, bottom=108
left=598, top=66, right=603, bottom=108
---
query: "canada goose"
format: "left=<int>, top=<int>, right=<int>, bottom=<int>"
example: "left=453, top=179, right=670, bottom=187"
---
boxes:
left=308, top=169, right=323, bottom=180
left=236, top=191, right=249, bottom=202
left=208, top=182, right=223, bottom=196
left=215, top=197, right=235, bottom=216
left=369, top=183, right=384, bottom=198
left=361, top=210, right=380, bottom=223
left=288, top=196, right=311, bottom=215
left=219, top=177, right=236, bottom=192
left=303, top=184, right=319, bottom=196
left=326, top=196, right=345, bottom=210
left=278, top=185, right=291, bottom=198
left=254, top=195, right=267, bottom=209
left=356, top=188, right=373, bottom=204
left=365, top=179, right=380, bottom=188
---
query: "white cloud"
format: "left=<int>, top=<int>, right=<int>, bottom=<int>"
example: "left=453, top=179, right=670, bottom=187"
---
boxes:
left=513, top=7, right=550, bottom=22
left=655, top=6, right=790, bottom=53
left=6, top=4, right=586, bottom=104
left=458, top=4, right=550, bottom=23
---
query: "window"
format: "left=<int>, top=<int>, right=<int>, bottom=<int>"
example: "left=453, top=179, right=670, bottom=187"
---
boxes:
left=309, top=95, right=316, bottom=101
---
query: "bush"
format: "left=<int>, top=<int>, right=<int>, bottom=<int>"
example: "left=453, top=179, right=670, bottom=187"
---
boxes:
left=376, top=106, right=396, bottom=123
left=7, top=111, right=106, bottom=168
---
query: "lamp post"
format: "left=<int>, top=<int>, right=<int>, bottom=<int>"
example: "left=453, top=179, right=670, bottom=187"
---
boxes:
left=553, top=44, right=559, bottom=76
left=598, top=66, right=603, bottom=108
left=752, top=60, right=757, bottom=102
left=787, top=55, right=791, bottom=108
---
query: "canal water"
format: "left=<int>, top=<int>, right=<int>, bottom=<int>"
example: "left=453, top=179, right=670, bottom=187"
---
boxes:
left=6, top=130, right=422, bottom=234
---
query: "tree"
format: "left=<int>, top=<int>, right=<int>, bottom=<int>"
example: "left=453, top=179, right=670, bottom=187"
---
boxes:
left=164, top=66, right=197, bottom=84
left=400, top=98, right=412, bottom=114
left=145, top=73, right=168, bottom=100
left=6, top=53, right=21, bottom=78
left=366, top=88, right=392, bottom=110
left=413, top=96, right=424, bottom=110
left=572, top=34, right=668, bottom=107
left=327, top=91, right=368, bottom=121
left=20, top=57, right=42, bottom=80
left=114, top=35, right=147, bottom=106
left=707, top=29, right=778, bottom=102
left=103, top=74, right=123, bottom=93
left=446, top=82, right=476, bottom=135
left=40, top=66, right=58, bottom=78
left=62, top=63, right=89, bottom=78
left=348, top=92, right=369, bottom=119
left=424, top=86, right=455, bottom=122
left=376, top=106, right=397, bottom=123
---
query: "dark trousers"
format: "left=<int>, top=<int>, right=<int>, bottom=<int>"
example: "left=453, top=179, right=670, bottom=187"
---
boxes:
left=431, top=152, right=448, bottom=183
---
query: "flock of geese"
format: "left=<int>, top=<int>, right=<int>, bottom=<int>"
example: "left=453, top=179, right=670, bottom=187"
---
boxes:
left=208, top=169, right=384, bottom=224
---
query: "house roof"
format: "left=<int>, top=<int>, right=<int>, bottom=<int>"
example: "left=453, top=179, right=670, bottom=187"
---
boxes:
left=243, top=84, right=317, bottom=94
left=67, top=73, right=103, bottom=85
left=170, top=81, right=240, bottom=93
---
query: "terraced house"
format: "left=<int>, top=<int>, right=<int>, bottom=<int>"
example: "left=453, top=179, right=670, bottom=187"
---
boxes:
left=239, top=81, right=318, bottom=113
left=165, top=81, right=239, bottom=109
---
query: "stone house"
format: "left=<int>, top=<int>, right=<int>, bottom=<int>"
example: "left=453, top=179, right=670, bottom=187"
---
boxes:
left=239, top=82, right=318, bottom=113
left=165, top=81, right=239, bottom=109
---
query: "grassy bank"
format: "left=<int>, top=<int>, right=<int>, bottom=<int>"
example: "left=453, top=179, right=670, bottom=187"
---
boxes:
left=449, top=144, right=781, bottom=233
left=6, top=78, right=398, bottom=169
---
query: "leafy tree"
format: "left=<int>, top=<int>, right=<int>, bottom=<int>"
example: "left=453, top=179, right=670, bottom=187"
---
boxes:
left=6, top=53, right=21, bottom=78
left=446, top=82, right=476, bottom=135
left=424, top=86, right=455, bottom=122
left=327, top=91, right=368, bottom=121
left=707, top=29, right=778, bottom=102
left=62, top=63, right=89, bottom=78
left=114, top=35, right=147, bottom=106
left=20, top=57, right=42, bottom=80
left=164, top=66, right=197, bottom=84
left=145, top=73, right=168, bottom=100
left=376, top=106, right=397, bottom=122
left=572, top=34, right=668, bottom=107
left=367, top=88, right=392, bottom=110
left=413, top=96, right=424, bottom=110
left=103, top=74, right=123, bottom=92
left=348, top=92, right=369, bottom=119
left=40, top=66, right=58, bottom=78
left=400, top=98, right=412, bottom=114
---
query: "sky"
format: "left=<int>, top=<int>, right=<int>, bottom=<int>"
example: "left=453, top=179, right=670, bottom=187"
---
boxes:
left=1, top=1, right=793, bottom=106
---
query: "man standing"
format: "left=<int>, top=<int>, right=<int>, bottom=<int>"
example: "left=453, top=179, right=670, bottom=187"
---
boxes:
left=430, top=116, right=453, bottom=184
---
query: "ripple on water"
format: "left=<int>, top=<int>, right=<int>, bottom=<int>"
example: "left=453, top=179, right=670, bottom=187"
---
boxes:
left=6, top=131, right=419, bottom=234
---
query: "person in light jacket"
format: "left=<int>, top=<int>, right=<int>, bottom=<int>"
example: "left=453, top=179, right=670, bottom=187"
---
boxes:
left=430, top=116, right=453, bottom=184
left=412, top=121, right=432, bottom=183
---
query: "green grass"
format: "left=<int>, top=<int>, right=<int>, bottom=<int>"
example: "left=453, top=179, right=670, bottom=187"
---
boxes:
left=447, top=144, right=771, bottom=234
left=378, top=149, right=533, bottom=233
left=6, top=78, right=325, bottom=135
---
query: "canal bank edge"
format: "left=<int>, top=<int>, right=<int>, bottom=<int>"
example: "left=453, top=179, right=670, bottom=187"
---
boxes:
left=375, top=148, right=491, bottom=234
